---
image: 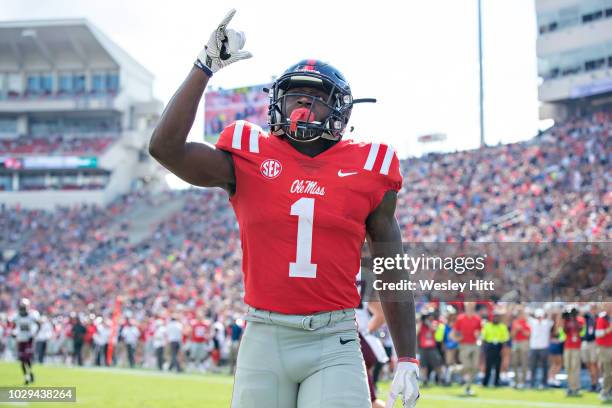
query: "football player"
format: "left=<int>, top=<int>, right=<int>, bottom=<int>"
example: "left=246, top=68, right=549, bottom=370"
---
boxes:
left=149, top=9, right=419, bottom=407
left=358, top=301, right=391, bottom=408
left=356, top=273, right=393, bottom=407
left=188, top=312, right=211, bottom=372
left=12, top=298, right=39, bottom=385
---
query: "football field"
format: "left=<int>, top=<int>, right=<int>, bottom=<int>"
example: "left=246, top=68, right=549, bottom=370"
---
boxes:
left=0, top=362, right=606, bottom=407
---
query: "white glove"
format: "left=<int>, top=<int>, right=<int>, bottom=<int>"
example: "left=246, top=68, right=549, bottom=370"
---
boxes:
left=196, top=9, right=252, bottom=75
left=385, top=361, right=420, bottom=408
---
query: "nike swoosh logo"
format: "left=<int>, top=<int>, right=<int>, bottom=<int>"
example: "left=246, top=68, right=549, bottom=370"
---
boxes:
left=338, top=170, right=358, bottom=177
left=339, top=337, right=356, bottom=345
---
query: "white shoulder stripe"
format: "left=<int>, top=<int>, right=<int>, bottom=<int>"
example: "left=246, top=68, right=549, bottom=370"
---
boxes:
left=249, top=125, right=260, bottom=153
left=363, top=143, right=380, bottom=170
left=231, top=120, right=244, bottom=149
left=380, top=146, right=395, bottom=175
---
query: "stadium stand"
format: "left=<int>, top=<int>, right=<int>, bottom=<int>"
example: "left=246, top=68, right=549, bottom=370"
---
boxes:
left=0, top=136, right=116, bottom=155
left=0, top=111, right=610, bottom=388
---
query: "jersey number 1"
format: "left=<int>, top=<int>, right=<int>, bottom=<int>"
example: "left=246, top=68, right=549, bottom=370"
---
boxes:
left=289, top=197, right=317, bottom=278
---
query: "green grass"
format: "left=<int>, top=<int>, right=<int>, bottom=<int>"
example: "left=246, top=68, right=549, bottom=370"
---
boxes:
left=0, top=362, right=606, bottom=407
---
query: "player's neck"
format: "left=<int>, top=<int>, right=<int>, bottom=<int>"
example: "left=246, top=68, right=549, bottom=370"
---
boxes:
left=285, top=137, right=337, bottom=158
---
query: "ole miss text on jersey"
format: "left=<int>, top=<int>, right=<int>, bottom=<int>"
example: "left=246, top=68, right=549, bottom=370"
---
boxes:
left=216, top=120, right=402, bottom=314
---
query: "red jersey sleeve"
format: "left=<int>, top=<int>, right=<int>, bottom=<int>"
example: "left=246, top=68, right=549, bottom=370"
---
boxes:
left=363, top=143, right=403, bottom=212
left=383, top=149, right=403, bottom=192
left=215, top=120, right=263, bottom=156
left=214, top=120, right=265, bottom=202
left=215, top=122, right=236, bottom=152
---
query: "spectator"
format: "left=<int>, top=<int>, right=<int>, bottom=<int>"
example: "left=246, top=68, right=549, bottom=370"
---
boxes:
left=528, top=308, right=553, bottom=389
left=166, top=315, right=183, bottom=373
left=83, top=317, right=96, bottom=366
left=437, top=306, right=459, bottom=385
left=211, top=320, right=226, bottom=370
left=510, top=306, right=530, bottom=388
left=34, top=316, right=53, bottom=363
left=417, top=312, right=443, bottom=386
left=229, top=317, right=243, bottom=375
left=153, top=319, right=166, bottom=371
left=547, top=312, right=564, bottom=387
left=71, top=316, right=86, bottom=366
left=562, top=307, right=584, bottom=396
left=482, top=310, right=510, bottom=387
left=596, top=303, right=612, bottom=401
left=121, top=319, right=140, bottom=368
left=93, top=318, right=110, bottom=367
left=452, top=302, right=482, bottom=395
left=581, top=304, right=599, bottom=392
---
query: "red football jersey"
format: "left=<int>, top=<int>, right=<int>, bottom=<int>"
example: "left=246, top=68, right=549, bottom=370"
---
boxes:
left=596, top=314, right=612, bottom=347
left=191, top=321, right=209, bottom=343
left=216, top=120, right=402, bottom=314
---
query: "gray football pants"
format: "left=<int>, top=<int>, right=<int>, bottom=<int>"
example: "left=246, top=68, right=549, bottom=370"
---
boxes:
left=231, top=307, right=371, bottom=408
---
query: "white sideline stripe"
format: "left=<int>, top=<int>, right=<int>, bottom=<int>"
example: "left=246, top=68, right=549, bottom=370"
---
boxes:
left=37, top=363, right=233, bottom=383
left=364, top=143, right=379, bottom=170
left=249, top=126, right=259, bottom=153
left=232, top=121, right=244, bottom=149
left=379, top=146, right=394, bottom=175
left=68, top=366, right=230, bottom=381
left=426, top=394, right=598, bottom=408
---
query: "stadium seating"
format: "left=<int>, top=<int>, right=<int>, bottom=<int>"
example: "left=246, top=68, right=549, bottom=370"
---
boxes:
left=0, top=135, right=116, bottom=155
left=0, top=111, right=609, bottom=365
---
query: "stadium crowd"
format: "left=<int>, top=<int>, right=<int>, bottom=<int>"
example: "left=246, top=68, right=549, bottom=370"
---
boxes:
left=398, top=110, right=610, bottom=243
left=0, top=135, right=116, bottom=155
left=0, top=111, right=610, bottom=398
left=204, top=85, right=269, bottom=137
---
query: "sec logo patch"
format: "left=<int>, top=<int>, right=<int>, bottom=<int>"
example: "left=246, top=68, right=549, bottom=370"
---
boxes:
left=260, top=159, right=282, bottom=179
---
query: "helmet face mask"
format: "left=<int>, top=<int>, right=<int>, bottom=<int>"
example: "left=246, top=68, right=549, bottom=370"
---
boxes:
left=279, top=89, right=336, bottom=142
left=18, top=298, right=30, bottom=315
left=268, top=61, right=353, bottom=143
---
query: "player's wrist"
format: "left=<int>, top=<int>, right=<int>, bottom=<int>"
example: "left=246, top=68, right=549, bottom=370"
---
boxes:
left=398, top=356, right=419, bottom=366
left=194, top=59, right=213, bottom=78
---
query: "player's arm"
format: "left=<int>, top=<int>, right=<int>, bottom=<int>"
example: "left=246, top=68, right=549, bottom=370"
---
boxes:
left=149, top=68, right=235, bottom=190
left=367, top=190, right=419, bottom=408
left=148, top=9, right=251, bottom=192
left=365, top=190, right=417, bottom=360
